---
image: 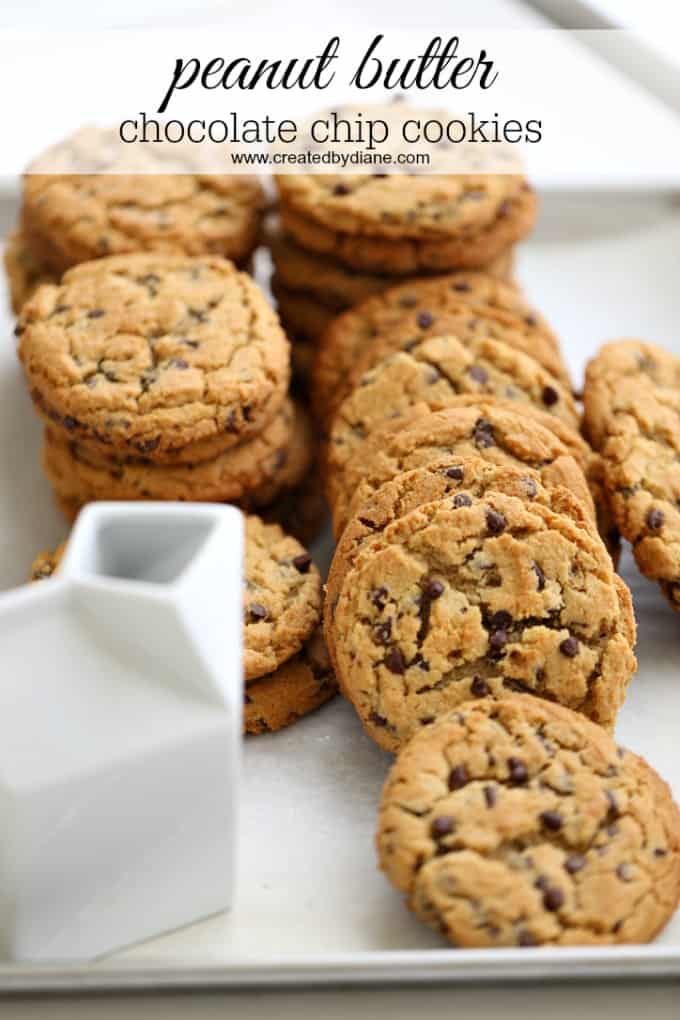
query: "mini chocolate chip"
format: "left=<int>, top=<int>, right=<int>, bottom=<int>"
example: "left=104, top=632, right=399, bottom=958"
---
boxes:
left=168, top=358, right=189, bottom=370
left=540, top=810, right=563, bottom=831
left=430, top=816, right=455, bottom=838
left=532, top=562, right=546, bottom=591
left=654, top=848, right=668, bottom=857
left=448, top=764, right=469, bottom=790
left=136, top=437, right=160, bottom=453
left=372, top=586, right=389, bottom=611
left=612, top=920, right=623, bottom=934
left=242, top=405, right=253, bottom=421
left=384, top=647, right=406, bottom=674
left=543, top=886, right=564, bottom=912
left=453, top=493, right=472, bottom=508
left=517, top=930, right=537, bottom=947
left=484, top=785, right=497, bottom=807
left=646, top=508, right=664, bottom=530
left=490, top=610, right=512, bottom=630
left=473, top=419, right=495, bottom=448
left=423, top=578, right=445, bottom=600
left=183, top=339, right=199, bottom=349
left=368, top=711, right=388, bottom=727
left=416, top=310, right=434, bottom=329
left=13, top=323, right=24, bottom=337
left=486, top=509, right=507, bottom=535
left=374, top=621, right=392, bottom=644
left=489, top=629, right=508, bottom=652
left=452, top=281, right=471, bottom=293
left=542, top=385, right=559, bottom=407
left=445, top=466, right=464, bottom=480
left=292, top=553, right=312, bottom=573
left=469, top=364, right=488, bottom=384
left=63, top=416, right=78, bottom=431
left=564, top=854, right=586, bottom=874
left=87, top=308, right=105, bottom=319
left=616, top=862, right=633, bottom=882
left=471, top=676, right=490, bottom=697
left=420, top=715, right=436, bottom=725
left=248, top=603, right=268, bottom=622
left=522, top=476, right=538, bottom=498
left=606, top=790, right=620, bottom=820
left=508, top=757, right=529, bottom=785
left=333, top=183, right=350, bottom=195
left=225, top=410, right=238, bottom=433
left=559, top=636, right=579, bottom=658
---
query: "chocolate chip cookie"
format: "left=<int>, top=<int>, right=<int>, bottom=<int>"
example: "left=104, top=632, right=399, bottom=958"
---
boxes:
left=324, top=335, right=580, bottom=514
left=584, top=340, right=680, bottom=610
left=377, top=697, right=680, bottom=947
left=244, top=627, right=338, bottom=734
left=17, top=254, right=290, bottom=459
left=313, top=273, right=566, bottom=423
left=332, top=489, right=636, bottom=752
left=3, top=228, right=58, bottom=314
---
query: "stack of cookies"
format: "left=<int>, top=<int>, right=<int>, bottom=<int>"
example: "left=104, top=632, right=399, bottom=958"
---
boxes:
left=271, top=173, right=537, bottom=388
left=321, top=272, right=636, bottom=751
left=16, top=253, right=318, bottom=528
left=31, top=514, right=339, bottom=735
left=5, top=159, right=266, bottom=313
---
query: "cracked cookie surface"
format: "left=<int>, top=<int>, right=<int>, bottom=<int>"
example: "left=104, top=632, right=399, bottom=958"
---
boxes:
left=325, top=335, right=580, bottom=513
left=331, top=398, right=596, bottom=538
left=377, top=697, right=680, bottom=947
left=17, top=254, right=290, bottom=457
left=244, top=627, right=338, bottom=734
left=332, top=490, right=636, bottom=752
left=313, top=272, right=566, bottom=424
left=584, top=340, right=680, bottom=610
left=22, top=173, right=265, bottom=274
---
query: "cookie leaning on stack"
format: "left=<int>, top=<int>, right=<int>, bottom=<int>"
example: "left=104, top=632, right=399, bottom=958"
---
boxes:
left=31, top=515, right=338, bottom=735
left=15, top=253, right=319, bottom=524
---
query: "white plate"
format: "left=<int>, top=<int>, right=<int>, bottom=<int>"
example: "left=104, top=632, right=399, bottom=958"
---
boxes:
left=0, top=191, right=679, bottom=990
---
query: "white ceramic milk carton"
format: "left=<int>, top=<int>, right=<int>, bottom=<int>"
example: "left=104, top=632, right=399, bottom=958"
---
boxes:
left=0, top=502, right=243, bottom=961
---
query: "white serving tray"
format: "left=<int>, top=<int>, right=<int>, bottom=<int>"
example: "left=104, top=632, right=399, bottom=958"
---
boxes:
left=0, top=191, right=680, bottom=991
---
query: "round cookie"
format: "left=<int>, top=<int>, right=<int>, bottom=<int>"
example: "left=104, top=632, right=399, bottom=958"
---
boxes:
left=332, top=489, right=636, bottom=752
left=332, top=398, right=596, bottom=538
left=17, top=254, right=290, bottom=458
left=22, top=171, right=265, bottom=275
left=269, top=228, right=515, bottom=312
left=42, top=399, right=312, bottom=509
left=277, top=181, right=536, bottom=276
left=3, top=229, right=57, bottom=314
left=324, top=335, right=580, bottom=514
left=377, top=697, right=680, bottom=948
left=244, top=628, right=338, bottom=735
left=243, top=515, right=322, bottom=682
left=313, top=273, right=566, bottom=424
left=584, top=340, right=680, bottom=610
left=325, top=458, right=597, bottom=675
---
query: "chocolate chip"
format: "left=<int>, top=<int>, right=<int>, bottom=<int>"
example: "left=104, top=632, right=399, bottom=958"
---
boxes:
left=168, top=358, right=189, bottom=370
left=542, top=385, right=559, bottom=407
left=471, top=676, right=490, bottom=697
left=564, top=854, right=586, bottom=874
left=430, top=816, right=455, bottom=838
left=87, top=308, right=105, bottom=319
left=606, top=790, right=620, bottom=821
left=368, top=711, right=388, bottom=727
left=559, top=636, right=579, bottom=658
left=489, top=630, right=508, bottom=652
left=452, top=281, right=471, bottom=293
left=292, top=553, right=312, bottom=573
left=517, top=930, right=537, bottom=947
left=373, top=621, right=392, bottom=644
left=654, top=848, right=668, bottom=857
left=448, top=764, right=469, bottom=790
left=248, top=603, right=268, bottom=622
left=13, top=323, right=24, bottom=337
left=490, top=610, right=512, bottom=630
left=508, top=757, right=529, bottom=785
left=63, top=416, right=79, bottom=431
left=445, top=466, right=464, bottom=480
left=646, top=508, right=664, bottom=530
left=225, top=410, right=238, bottom=433
left=333, top=183, right=350, bottom=195
left=384, top=647, right=406, bottom=674
left=416, top=310, right=434, bottom=329
left=473, top=418, right=495, bottom=448
left=522, top=476, right=538, bottom=498
left=423, top=578, right=445, bottom=600
left=484, top=785, right=497, bottom=807
left=543, top=886, right=564, bottom=912
left=486, top=509, right=507, bottom=535
left=616, top=863, right=633, bottom=882
left=372, top=586, right=389, bottom=611
left=532, top=562, right=546, bottom=591
left=135, top=437, right=160, bottom=453
left=540, top=810, right=563, bottom=831
left=469, top=365, right=488, bottom=384
left=453, top=493, right=472, bottom=508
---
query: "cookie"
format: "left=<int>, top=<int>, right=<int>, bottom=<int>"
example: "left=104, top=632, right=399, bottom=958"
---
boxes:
left=331, top=399, right=597, bottom=538
left=22, top=171, right=265, bottom=275
left=3, top=228, right=57, bottom=314
left=244, top=628, right=338, bottom=734
left=332, top=489, right=636, bottom=752
left=269, top=227, right=515, bottom=312
left=324, top=335, right=580, bottom=514
left=243, top=515, right=322, bottom=682
left=30, top=542, right=65, bottom=580
left=377, top=697, right=680, bottom=947
left=584, top=340, right=680, bottom=609
left=313, top=273, right=566, bottom=423
left=43, top=399, right=313, bottom=515
left=325, top=458, right=597, bottom=676
left=17, top=254, right=290, bottom=458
